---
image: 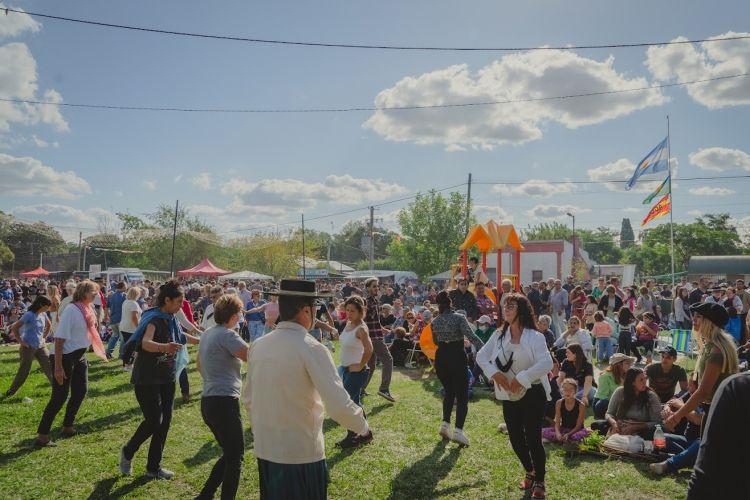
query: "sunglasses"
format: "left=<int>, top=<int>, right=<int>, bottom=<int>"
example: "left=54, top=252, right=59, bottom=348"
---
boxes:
left=503, top=303, right=518, bottom=310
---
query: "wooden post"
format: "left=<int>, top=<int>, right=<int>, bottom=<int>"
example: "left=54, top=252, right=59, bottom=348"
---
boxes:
left=482, top=252, right=487, bottom=273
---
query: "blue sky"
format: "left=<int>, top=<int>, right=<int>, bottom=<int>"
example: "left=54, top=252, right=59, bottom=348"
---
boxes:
left=1, top=0, right=749, bottom=242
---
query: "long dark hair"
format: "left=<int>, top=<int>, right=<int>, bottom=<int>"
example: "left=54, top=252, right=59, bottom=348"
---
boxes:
left=618, top=307, right=634, bottom=326
left=28, top=295, right=52, bottom=313
left=501, top=293, right=537, bottom=334
left=566, top=343, right=586, bottom=373
left=436, top=290, right=452, bottom=314
left=155, top=279, right=184, bottom=307
left=619, top=367, right=652, bottom=418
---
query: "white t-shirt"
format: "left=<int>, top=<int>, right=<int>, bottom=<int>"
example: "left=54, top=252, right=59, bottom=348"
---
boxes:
left=339, top=323, right=367, bottom=367
left=53, top=304, right=93, bottom=354
left=119, top=299, right=142, bottom=333
left=202, top=303, right=217, bottom=329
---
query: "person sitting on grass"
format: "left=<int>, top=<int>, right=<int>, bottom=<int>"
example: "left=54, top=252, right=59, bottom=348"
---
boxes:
left=591, top=311, right=613, bottom=365
left=557, top=343, right=595, bottom=408
left=388, top=327, right=412, bottom=367
left=537, top=315, right=556, bottom=349
left=553, top=317, right=593, bottom=362
left=542, top=378, right=590, bottom=444
left=602, top=367, right=662, bottom=439
left=592, top=353, right=635, bottom=419
left=646, top=346, right=688, bottom=404
left=474, top=315, right=495, bottom=344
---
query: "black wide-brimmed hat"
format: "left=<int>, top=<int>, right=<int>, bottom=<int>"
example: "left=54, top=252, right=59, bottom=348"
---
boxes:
left=266, top=279, right=332, bottom=299
left=690, top=302, right=729, bottom=328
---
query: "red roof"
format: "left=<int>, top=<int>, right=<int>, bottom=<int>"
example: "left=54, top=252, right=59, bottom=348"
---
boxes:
left=177, top=257, right=229, bottom=277
left=20, top=266, right=51, bottom=278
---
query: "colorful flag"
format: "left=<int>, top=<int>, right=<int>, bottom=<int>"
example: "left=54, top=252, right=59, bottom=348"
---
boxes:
left=626, top=137, right=669, bottom=190
left=641, top=193, right=671, bottom=226
left=642, top=175, right=670, bottom=204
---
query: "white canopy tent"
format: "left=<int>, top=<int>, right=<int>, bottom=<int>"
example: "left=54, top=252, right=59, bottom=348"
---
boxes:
left=218, top=270, right=273, bottom=281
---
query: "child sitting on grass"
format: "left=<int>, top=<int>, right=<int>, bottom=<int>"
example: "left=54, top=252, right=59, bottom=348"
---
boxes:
left=542, top=378, right=591, bottom=443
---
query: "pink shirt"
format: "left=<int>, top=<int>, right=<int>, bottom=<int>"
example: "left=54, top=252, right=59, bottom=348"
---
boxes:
left=591, top=321, right=612, bottom=338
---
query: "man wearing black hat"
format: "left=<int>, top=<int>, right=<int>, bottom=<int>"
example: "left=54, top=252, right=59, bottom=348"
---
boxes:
left=646, top=346, right=688, bottom=404
left=242, top=280, right=369, bottom=499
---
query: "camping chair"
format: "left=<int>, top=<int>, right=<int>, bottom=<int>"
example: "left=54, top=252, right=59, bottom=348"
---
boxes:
left=405, top=342, right=423, bottom=369
left=670, top=329, right=698, bottom=358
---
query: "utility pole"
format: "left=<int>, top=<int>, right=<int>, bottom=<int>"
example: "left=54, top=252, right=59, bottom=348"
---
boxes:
left=78, top=231, right=83, bottom=270
left=169, top=200, right=179, bottom=277
left=369, top=206, right=375, bottom=271
left=466, top=173, right=472, bottom=232
left=301, top=213, right=306, bottom=279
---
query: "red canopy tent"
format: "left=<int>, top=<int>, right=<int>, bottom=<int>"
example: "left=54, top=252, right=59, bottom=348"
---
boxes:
left=177, top=257, right=230, bottom=277
left=20, top=266, right=51, bottom=278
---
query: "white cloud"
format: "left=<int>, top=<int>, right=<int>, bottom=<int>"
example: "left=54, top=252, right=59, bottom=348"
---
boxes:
left=645, top=32, right=750, bottom=108
left=688, top=186, right=735, bottom=196
left=189, top=172, right=212, bottom=190
left=0, top=43, right=69, bottom=132
left=0, top=153, right=90, bottom=199
left=474, top=205, right=514, bottom=223
left=31, top=134, right=58, bottom=148
left=687, top=210, right=705, bottom=217
left=733, top=215, right=750, bottom=243
left=492, top=179, right=575, bottom=198
left=114, top=190, right=124, bottom=197
left=221, top=175, right=408, bottom=209
left=586, top=157, right=676, bottom=193
left=12, top=204, right=116, bottom=236
left=0, top=3, right=40, bottom=38
left=363, top=50, right=665, bottom=150
left=174, top=174, right=183, bottom=182
left=689, top=147, right=750, bottom=172
left=526, top=204, right=590, bottom=219
left=143, top=180, right=157, bottom=191
left=623, top=207, right=641, bottom=213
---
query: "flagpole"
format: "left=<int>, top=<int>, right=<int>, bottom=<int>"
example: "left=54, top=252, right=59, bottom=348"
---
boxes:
left=667, top=115, right=675, bottom=287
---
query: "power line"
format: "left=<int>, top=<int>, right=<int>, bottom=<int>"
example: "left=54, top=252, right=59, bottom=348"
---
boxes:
left=5, top=7, right=750, bottom=52
left=1, top=73, right=748, bottom=114
left=474, top=174, right=750, bottom=186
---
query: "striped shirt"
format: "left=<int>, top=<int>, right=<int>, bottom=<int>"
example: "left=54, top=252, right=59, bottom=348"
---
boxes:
left=365, top=295, right=383, bottom=339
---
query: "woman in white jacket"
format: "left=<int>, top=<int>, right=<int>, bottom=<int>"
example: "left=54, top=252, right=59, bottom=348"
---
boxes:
left=477, top=293, right=553, bottom=500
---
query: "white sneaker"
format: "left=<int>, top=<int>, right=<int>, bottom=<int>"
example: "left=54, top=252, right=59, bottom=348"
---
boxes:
left=497, top=423, right=508, bottom=433
left=649, top=461, right=669, bottom=475
left=452, top=428, right=470, bottom=447
left=119, top=447, right=132, bottom=476
left=439, top=422, right=452, bottom=440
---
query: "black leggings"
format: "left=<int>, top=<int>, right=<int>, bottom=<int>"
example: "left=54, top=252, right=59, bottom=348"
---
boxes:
left=435, top=341, right=469, bottom=430
left=618, top=330, right=642, bottom=361
left=198, top=396, right=245, bottom=500
left=37, top=348, right=88, bottom=435
left=503, top=384, right=547, bottom=482
left=124, top=382, right=175, bottom=474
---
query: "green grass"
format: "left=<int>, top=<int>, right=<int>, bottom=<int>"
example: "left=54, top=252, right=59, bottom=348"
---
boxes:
left=0, top=344, right=691, bottom=499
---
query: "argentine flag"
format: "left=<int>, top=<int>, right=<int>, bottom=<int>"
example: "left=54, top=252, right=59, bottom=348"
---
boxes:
left=626, top=137, right=669, bottom=190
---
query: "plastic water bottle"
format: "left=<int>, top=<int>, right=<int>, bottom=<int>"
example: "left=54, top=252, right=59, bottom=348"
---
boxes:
left=653, top=424, right=666, bottom=450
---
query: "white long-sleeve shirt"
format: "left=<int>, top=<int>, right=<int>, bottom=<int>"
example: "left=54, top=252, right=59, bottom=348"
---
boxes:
left=476, top=327, right=553, bottom=401
left=242, top=321, right=368, bottom=464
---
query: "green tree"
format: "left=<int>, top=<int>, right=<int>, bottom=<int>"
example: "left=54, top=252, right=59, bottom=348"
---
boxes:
left=330, top=221, right=396, bottom=264
left=0, top=240, right=13, bottom=266
left=0, top=218, right=66, bottom=271
left=387, top=190, right=472, bottom=278
left=620, top=218, right=635, bottom=249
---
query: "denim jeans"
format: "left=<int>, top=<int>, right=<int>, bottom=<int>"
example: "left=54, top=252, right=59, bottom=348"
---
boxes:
left=248, top=321, right=265, bottom=342
left=596, top=337, right=611, bottom=363
left=667, top=439, right=700, bottom=471
left=341, top=367, right=369, bottom=409
left=106, top=324, right=122, bottom=356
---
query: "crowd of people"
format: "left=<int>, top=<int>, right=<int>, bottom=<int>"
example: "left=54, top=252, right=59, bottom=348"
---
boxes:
left=0, top=268, right=749, bottom=498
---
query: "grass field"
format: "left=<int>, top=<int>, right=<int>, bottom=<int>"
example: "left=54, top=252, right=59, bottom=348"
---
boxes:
left=0, top=343, right=691, bottom=499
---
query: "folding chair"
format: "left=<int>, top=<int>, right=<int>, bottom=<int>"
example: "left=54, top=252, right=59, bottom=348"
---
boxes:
left=405, top=342, right=423, bottom=368
left=670, top=329, right=696, bottom=358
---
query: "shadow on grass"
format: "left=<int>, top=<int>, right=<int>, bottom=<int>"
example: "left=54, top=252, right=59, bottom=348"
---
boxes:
left=86, top=381, right=133, bottom=398
left=0, top=438, right=43, bottom=466
left=387, top=441, right=472, bottom=500
left=75, top=405, right=144, bottom=435
left=87, top=475, right=151, bottom=499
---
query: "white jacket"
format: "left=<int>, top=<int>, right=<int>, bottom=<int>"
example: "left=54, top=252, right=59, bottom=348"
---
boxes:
left=476, top=327, right=553, bottom=401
